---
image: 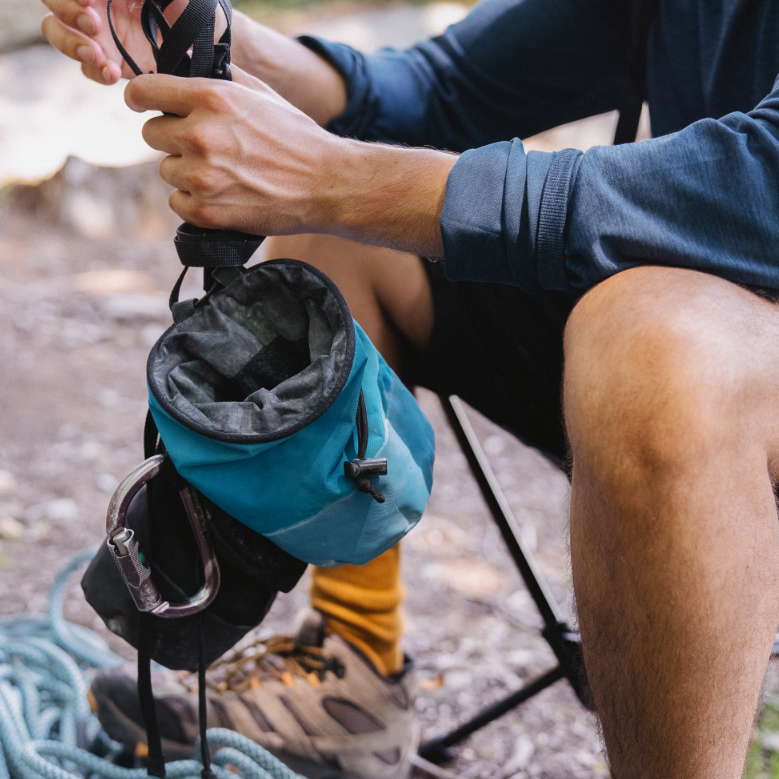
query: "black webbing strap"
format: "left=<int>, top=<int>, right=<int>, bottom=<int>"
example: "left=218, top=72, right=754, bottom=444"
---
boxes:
left=107, top=0, right=264, bottom=309
left=174, top=224, right=264, bottom=268
left=107, top=0, right=232, bottom=78
left=138, top=614, right=166, bottom=778
left=613, top=0, right=660, bottom=145
left=168, top=225, right=264, bottom=321
left=143, top=410, right=160, bottom=460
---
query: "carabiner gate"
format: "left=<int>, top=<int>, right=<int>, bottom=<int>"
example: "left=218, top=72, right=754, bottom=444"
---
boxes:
left=105, top=455, right=221, bottom=618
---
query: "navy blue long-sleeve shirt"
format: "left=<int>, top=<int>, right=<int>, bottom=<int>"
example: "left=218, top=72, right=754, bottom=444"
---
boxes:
left=301, top=0, right=779, bottom=294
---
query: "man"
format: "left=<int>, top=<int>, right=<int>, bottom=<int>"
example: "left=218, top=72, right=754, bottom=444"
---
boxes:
left=40, top=0, right=779, bottom=777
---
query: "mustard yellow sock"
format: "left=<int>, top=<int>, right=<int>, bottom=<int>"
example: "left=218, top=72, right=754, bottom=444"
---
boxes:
left=310, top=544, right=404, bottom=676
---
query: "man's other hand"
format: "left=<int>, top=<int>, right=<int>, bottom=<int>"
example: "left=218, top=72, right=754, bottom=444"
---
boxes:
left=40, top=0, right=177, bottom=83
left=126, top=67, right=456, bottom=256
left=40, top=0, right=346, bottom=126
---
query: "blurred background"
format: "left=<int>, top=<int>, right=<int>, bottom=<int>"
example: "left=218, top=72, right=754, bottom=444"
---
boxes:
left=0, top=1, right=777, bottom=777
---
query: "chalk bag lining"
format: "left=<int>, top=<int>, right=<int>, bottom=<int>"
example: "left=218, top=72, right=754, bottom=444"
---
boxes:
left=149, top=260, right=355, bottom=442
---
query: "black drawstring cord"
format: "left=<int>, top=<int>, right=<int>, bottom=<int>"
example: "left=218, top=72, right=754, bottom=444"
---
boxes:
left=137, top=614, right=166, bottom=778
left=344, top=390, right=387, bottom=503
left=107, top=0, right=233, bottom=80
left=198, top=612, right=216, bottom=779
left=106, top=0, right=144, bottom=76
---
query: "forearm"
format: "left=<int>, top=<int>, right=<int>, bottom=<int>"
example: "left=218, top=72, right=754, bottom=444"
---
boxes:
left=313, top=140, right=458, bottom=257
left=303, top=0, right=629, bottom=151
left=230, top=11, right=346, bottom=126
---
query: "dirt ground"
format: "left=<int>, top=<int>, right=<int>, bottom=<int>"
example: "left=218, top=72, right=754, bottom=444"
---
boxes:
left=0, top=161, right=608, bottom=779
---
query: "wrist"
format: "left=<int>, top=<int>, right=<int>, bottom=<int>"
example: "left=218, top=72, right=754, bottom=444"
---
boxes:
left=311, top=139, right=458, bottom=257
left=230, top=12, right=346, bottom=126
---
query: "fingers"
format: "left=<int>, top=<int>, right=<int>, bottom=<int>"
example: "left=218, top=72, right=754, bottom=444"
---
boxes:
left=41, top=0, right=101, bottom=37
left=86, top=60, right=123, bottom=85
left=169, top=188, right=219, bottom=230
left=158, top=155, right=183, bottom=188
left=162, top=156, right=233, bottom=230
left=125, top=74, right=200, bottom=115
left=142, top=115, right=184, bottom=155
left=41, top=13, right=121, bottom=83
left=168, top=189, right=193, bottom=223
left=41, top=12, right=100, bottom=63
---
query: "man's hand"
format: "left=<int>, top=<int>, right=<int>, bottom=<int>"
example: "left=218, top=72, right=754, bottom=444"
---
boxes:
left=126, top=68, right=456, bottom=255
left=40, top=0, right=347, bottom=125
left=40, top=0, right=176, bottom=83
left=128, top=67, right=339, bottom=234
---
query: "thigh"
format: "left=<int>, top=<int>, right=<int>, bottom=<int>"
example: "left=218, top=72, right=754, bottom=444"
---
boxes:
left=266, top=234, right=583, bottom=464
left=409, top=262, right=583, bottom=465
left=264, top=235, right=433, bottom=370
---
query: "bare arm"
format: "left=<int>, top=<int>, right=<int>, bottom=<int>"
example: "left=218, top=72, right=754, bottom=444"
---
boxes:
left=126, top=70, right=455, bottom=256
left=229, top=12, right=346, bottom=126
left=40, top=0, right=447, bottom=253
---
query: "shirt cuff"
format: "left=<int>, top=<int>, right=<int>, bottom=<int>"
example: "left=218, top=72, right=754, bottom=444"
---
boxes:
left=440, top=139, right=582, bottom=292
left=297, top=36, right=379, bottom=138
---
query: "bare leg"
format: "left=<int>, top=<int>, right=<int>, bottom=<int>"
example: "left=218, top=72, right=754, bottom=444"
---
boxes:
left=265, top=234, right=433, bottom=371
left=564, top=267, right=779, bottom=779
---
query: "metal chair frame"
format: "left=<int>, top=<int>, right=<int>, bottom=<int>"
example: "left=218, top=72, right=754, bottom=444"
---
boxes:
left=418, top=395, right=594, bottom=765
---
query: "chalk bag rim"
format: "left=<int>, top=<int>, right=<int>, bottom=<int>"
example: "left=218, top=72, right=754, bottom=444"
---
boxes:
left=146, top=257, right=358, bottom=445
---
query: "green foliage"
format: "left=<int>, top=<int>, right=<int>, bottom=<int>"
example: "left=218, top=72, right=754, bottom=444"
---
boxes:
left=234, top=0, right=434, bottom=18
left=745, top=698, right=779, bottom=779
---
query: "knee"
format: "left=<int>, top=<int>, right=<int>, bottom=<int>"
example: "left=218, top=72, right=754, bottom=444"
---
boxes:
left=563, top=267, right=775, bottom=481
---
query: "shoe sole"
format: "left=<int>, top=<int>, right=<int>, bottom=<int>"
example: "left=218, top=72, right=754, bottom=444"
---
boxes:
left=97, top=697, right=349, bottom=778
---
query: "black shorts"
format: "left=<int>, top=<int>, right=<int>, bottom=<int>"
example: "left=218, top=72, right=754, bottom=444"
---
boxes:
left=407, top=262, right=583, bottom=466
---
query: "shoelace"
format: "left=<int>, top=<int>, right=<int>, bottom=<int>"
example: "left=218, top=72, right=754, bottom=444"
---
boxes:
left=180, top=636, right=342, bottom=695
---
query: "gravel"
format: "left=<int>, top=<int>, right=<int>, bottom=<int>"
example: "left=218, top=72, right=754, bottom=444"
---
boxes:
left=0, top=174, right=609, bottom=778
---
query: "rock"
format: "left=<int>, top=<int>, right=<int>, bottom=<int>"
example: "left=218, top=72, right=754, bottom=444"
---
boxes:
left=26, top=497, right=78, bottom=523
left=96, top=473, right=119, bottom=494
left=0, top=515, right=25, bottom=540
left=72, top=269, right=157, bottom=295
left=0, top=470, right=15, bottom=493
left=0, top=0, right=46, bottom=53
left=100, top=292, right=170, bottom=321
left=500, top=736, right=535, bottom=778
left=8, top=157, right=177, bottom=239
left=423, top=558, right=508, bottom=599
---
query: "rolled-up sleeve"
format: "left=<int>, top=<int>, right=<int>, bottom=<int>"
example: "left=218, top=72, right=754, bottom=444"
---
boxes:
left=300, top=0, right=630, bottom=151
left=440, top=77, right=779, bottom=294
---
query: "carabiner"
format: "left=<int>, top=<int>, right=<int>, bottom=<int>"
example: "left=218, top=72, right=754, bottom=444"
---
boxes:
left=105, top=455, right=221, bottom=618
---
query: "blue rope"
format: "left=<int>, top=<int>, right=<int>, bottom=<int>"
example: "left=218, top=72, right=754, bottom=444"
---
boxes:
left=0, top=550, right=307, bottom=779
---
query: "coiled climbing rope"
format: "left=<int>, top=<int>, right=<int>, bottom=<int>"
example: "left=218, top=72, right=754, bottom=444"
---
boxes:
left=0, top=549, right=305, bottom=779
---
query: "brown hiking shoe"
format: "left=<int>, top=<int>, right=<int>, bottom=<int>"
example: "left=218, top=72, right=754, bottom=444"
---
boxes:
left=89, top=611, right=418, bottom=779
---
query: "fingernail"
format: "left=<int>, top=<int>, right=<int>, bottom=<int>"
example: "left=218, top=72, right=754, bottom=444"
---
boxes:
left=102, top=66, right=112, bottom=83
left=76, top=14, right=96, bottom=35
left=76, top=45, right=94, bottom=64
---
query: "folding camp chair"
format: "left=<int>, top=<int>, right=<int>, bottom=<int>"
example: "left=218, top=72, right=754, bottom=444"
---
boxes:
left=416, top=395, right=594, bottom=765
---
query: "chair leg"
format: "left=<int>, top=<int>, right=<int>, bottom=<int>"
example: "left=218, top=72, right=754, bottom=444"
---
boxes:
left=419, top=396, right=594, bottom=763
left=418, top=666, right=565, bottom=764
